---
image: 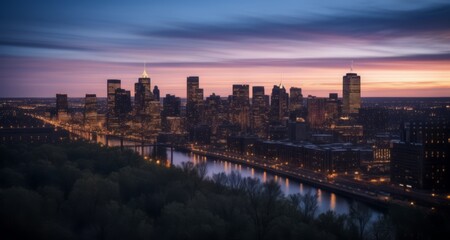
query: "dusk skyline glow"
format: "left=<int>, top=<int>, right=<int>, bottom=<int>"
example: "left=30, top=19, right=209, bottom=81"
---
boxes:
left=1, top=0, right=449, bottom=97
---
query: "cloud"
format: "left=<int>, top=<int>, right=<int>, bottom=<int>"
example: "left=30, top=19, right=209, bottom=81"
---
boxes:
left=0, top=40, right=95, bottom=52
left=144, top=4, right=450, bottom=43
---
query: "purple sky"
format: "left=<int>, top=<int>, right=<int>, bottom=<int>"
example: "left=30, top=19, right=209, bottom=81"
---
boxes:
left=1, top=0, right=449, bottom=97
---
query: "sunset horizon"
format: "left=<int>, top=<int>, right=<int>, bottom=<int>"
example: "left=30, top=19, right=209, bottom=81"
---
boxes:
left=1, top=0, right=449, bottom=98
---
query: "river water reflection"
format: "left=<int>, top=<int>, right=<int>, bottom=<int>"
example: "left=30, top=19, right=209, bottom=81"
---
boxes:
left=95, top=134, right=381, bottom=216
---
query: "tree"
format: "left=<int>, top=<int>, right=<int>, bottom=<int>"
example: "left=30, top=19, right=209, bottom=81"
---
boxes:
left=349, top=202, right=372, bottom=240
left=289, top=191, right=318, bottom=222
left=369, top=215, right=393, bottom=240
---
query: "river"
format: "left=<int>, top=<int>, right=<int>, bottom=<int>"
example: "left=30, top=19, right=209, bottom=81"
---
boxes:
left=92, top=133, right=380, bottom=216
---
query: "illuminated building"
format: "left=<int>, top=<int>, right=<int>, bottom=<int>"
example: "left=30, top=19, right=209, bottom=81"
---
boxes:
left=289, top=87, right=303, bottom=111
left=342, top=73, right=361, bottom=115
left=134, top=70, right=152, bottom=114
left=391, top=120, right=449, bottom=191
left=288, top=119, right=308, bottom=142
left=133, top=69, right=161, bottom=139
left=307, top=95, right=340, bottom=129
left=56, top=94, right=69, bottom=122
left=269, top=84, right=289, bottom=125
left=163, top=94, right=180, bottom=117
left=307, top=96, right=327, bottom=128
left=107, top=79, right=121, bottom=130
left=84, top=94, right=97, bottom=127
left=231, top=84, right=250, bottom=132
left=186, top=76, right=203, bottom=130
left=251, top=86, right=269, bottom=139
left=253, top=140, right=363, bottom=173
left=203, top=93, right=228, bottom=144
left=162, top=94, right=181, bottom=132
left=114, top=88, right=132, bottom=122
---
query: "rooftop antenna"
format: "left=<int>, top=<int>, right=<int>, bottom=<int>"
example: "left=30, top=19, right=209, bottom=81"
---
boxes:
left=350, top=60, right=354, bottom=72
left=142, top=61, right=149, bottom=78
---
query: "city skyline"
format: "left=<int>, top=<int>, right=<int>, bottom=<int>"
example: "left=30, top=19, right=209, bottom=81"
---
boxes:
left=1, top=1, right=450, bottom=98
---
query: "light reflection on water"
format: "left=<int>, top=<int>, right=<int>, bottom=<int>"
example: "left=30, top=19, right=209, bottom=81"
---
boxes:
left=172, top=151, right=351, bottom=215
left=96, top=135, right=383, bottom=216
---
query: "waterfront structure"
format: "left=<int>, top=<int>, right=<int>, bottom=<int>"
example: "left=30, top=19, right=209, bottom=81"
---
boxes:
left=342, top=72, right=361, bottom=115
left=391, top=120, right=449, bottom=191
left=107, top=79, right=121, bottom=130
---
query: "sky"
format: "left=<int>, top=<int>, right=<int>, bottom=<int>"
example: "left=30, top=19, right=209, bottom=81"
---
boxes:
left=1, top=0, right=449, bottom=98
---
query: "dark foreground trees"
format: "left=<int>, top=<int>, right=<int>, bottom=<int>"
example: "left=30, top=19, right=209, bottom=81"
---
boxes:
left=1, top=142, right=449, bottom=240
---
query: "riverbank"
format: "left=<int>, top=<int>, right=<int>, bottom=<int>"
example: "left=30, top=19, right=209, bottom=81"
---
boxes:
left=187, top=147, right=390, bottom=211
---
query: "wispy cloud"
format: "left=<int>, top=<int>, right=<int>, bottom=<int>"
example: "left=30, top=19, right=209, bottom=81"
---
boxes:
left=146, top=4, right=450, bottom=43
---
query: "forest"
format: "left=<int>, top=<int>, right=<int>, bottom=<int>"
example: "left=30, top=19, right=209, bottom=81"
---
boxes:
left=1, top=141, right=449, bottom=240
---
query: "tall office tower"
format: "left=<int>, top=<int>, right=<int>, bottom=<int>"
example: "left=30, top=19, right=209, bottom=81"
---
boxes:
left=163, top=94, right=181, bottom=117
left=186, top=76, right=203, bottom=130
left=307, top=95, right=339, bottom=129
left=134, top=69, right=161, bottom=139
left=251, top=86, right=269, bottom=138
left=391, top=120, right=449, bottom=191
left=269, top=84, right=289, bottom=125
left=289, top=87, right=303, bottom=121
left=84, top=94, right=97, bottom=127
left=107, top=79, right=121, bottom=130
left=153, top=86, right=160, bottom=101
left=289, top=87, right=303, bottom=111
left=325, top=94, right=340, bottom=122
left=231, top=84, right=250, bottom=132
left=115, top=88, right=132, bottom=121
left=306, top=96, right=327, bottom=128
left=56, top=94, right=69, bottom=122
left=203, top=93, right=228, bottom=141
left=342, top=72, right=361, bottom=115
left=135, top=69, right=153, bottom=114
left=162, top=94, right=181, bottom=133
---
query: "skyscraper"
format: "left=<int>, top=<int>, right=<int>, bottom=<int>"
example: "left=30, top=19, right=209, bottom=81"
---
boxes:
left=306, top=96, right=327, bottom=128
left=342, top=73, right=361, bottom=115
left=251, top=86, right=269, bottom=138
left=289, top=87, right=303, bottom=111
left=135, top=69, right=152, bottom=114
left=84, top=94, right=97, bottom=127
left=56, top=93, right=69, bottom=122
left=186, top=76, right=203, bottom=130
left=114, top=88, right=132, bottom=121
left=231, top=84, right=250, bottom=132
left=203, top=93, right=228, bottom=142
left=107, top=79, right=121, bottom=130
left=269, top=84, right=289, bottom=125
left=133, top=69, right=161, bottom=139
